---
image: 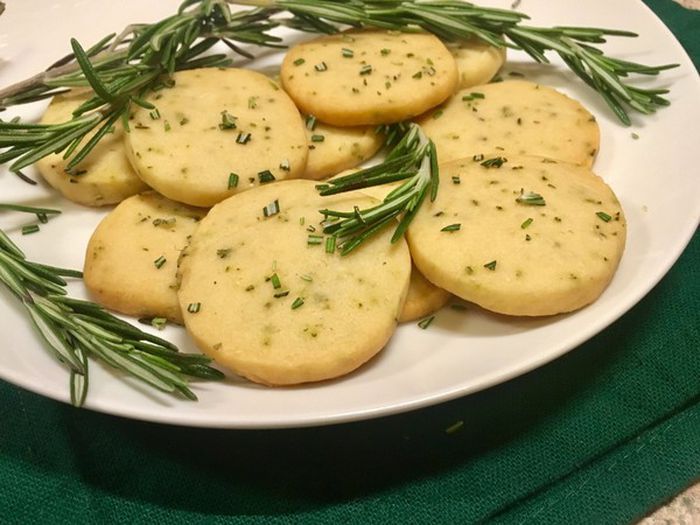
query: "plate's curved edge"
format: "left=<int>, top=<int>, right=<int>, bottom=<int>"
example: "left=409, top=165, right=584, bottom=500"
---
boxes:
left=0, top=0, right=699, bottom=429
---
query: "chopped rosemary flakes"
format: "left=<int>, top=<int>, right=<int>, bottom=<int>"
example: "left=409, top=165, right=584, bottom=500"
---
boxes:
left=359, top=64, right=373, bottom=75
left=311, top=134, right=325, bottom=143
left=258, top=170, right=276, bottom=184
left=279, top=159, right=291, bottom=171
left=217, top=248, right=232, bottom=259
left=481, top=156, right=507, bottom=168
left=236, top=132, right=251, bottom=144
left=305, top=115, right=317, bottom=131
left=153, top=255, right=167, bottom=269
left=187, top=302, right=201, bottom=314
left=151, top=317, right=167, bottom=330
left=341, top=48, right=354, bottom=58
left=315, top=62, right=328, bottom=72
left=293, top=58, right=305, bottom=66
left=291, top=297, right=305, bottom=310
left=484, top=260, right=497, bottom=271
left=152, top=217, right=176, bottom=228
left=445, top=420, right=464, bottom=434
left=270, top=273, right=282, bottom=289
left=441, top=223, right=461, bottom=232
left=263, top=199, right=280, bottom=217
left=149, top=108, right=160, bottom=120
left=21, top=224, right=39, bottom=235
left=307, top=234, right=323, bottom=246
left=462, top=92, right=485, bottom=101
left=451, top=175, right=461, bottom=184
left=596, top=211, right=612, bottom=222
left=228, top=172, right=239, bottom=189
left=521, top=218, right=534, bottom=229
left=417, top=315, right=435, bottom=329
left=219, top=110, right=237, bottom=130
left=516, top=190, right=546, bottom=206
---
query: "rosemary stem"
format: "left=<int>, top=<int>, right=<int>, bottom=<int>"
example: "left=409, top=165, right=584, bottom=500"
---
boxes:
left=227, top=0, right=275, bottom=6
left=0, top=49, right=122, bottom=108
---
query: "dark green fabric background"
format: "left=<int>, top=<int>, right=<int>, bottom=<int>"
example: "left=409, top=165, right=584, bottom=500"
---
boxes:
left=1, top=1, right=698, bottom=523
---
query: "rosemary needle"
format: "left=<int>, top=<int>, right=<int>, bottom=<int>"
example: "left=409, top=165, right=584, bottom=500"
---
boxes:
left=316, top=123, right=438, bottom=255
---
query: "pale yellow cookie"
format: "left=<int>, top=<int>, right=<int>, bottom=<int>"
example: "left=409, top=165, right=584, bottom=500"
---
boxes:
left=281, top=30, right=458, bottom=126
left=84, top=192, right=206, bottom=323
left=399, top=265, right=451, bottom=323
left=35, top=90, right=148, bottom=206
left=449, top=39, right=506, bottom=89
left=178, top=179, right=411, bottom=386
left=418, top=80, right=600, bottom=167
left=303, top=115, right=384, bottom=180
left=125, top=68, right=308, bottom=207
left=407, top=155, right=626, bottom=316
left=326, top=175, right=450, bottom=323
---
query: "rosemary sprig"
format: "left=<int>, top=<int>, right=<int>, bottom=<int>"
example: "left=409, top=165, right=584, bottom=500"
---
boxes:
left=0, top=205, right=224, bottom=406
left=316, top=123, right=438, bottom=255
left=255, top=0, right=679, bottom=125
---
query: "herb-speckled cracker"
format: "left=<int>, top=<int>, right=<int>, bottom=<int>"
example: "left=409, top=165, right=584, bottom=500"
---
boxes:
left=36, top=90, right=148, bottom=206
left=302, top=115, right=384, bottom=180
left=178, top=180, right=411, bottom=386
left=407, top=155, right=626, bottom=316
left=84, top=192, right=206, bottom=323
left=418, top=80, right=600, bottom=167
left=281, top=30, right=458, bottom=126
left=449, top=39, right=506, bottom=89
left=125, top=68, right=308, bottom=207
left=399, top=265, right=451, bottom=323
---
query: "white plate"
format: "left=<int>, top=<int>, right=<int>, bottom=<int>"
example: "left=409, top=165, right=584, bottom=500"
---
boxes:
left=0, top=0, right=698, bottom=428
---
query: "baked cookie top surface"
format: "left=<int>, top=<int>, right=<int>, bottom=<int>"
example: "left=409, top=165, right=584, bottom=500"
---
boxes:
left=418, top=80, right=600, bottom=167
left=407, top=154, right=626, bottom=316
left=281, top=30, right=458, bottom=126
left=125, top=68, right=308, bottom=207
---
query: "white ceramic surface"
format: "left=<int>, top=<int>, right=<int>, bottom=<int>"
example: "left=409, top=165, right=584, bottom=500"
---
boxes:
left=0, top=0, right=698, bottom=428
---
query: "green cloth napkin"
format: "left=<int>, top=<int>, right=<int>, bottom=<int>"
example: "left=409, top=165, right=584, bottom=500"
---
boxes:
left=1, top=1, right=698, bottom=523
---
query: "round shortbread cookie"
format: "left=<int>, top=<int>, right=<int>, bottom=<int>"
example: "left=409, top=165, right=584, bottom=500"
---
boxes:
left=449, top=39, right=506, bottom=89
left=407, top=155, right=626, bottom=316
left=319, top=176, right=450, bottom=323
left=399, top=265, right=451, bottom=323
left=178, top=180, right=411, bottom=386
left=125, top=68, right=308, bottom=207
left=418, top=80, right=600, bottom=167
left=84, top=192, right=206, bottom=323
left=303, top=116, right=384, bottom=180
left=281, top=30, right=458, bottom=126
left=36, top=90, right=148, bottom=206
